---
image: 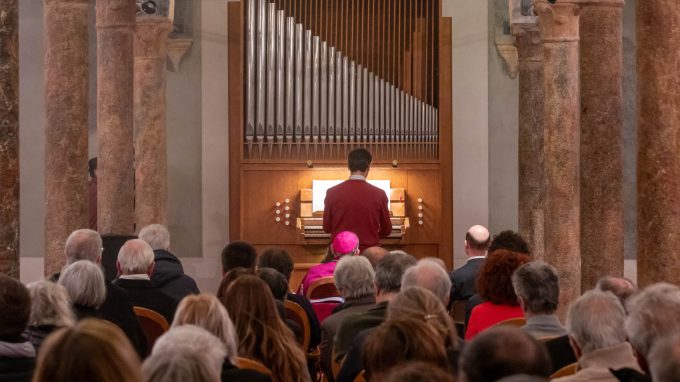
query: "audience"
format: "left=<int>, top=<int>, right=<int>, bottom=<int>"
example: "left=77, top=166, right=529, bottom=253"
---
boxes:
left=465, top=250, right=530, bottom=339
left=363, top=319, right=450, bottom=381
left=333, top=251, right=417, bottom=359
left=257, top=247, right=321, bottom=351
left=488, top=230, right=531, bottom=255
left=143, top=325, right=226, bottom=382
left=114, top=239, right=179, bottom=323
left=54, top=229, right=145, bottom=356
left=32, top=319, right=141, bottom=382
left=220, top=275, right=311, bottom=382
left=383, top=361, right=456, bottom=382
left=0, top=275, right=35, bottom=382
left=320, top=255, right=376, bottom=381
left=596, top=276, right=638, bottom=306
left=24, top=281, right=75, bottom=352
left=402, top=258, right=452, bottom=306
left=297, top=230, right=360, bottom=295
left=220, top=241, right=258, bottom=275
left=257, top=267, right=304, bottom=342
left=459, top=326, right=552, bottom=382
left=450, top=224, right=489, bottom=301
left=58, top=260, right=107, bottom=319
left=648, top=334, right=680, bottom=382
left=171, top=293, right=271, bottom=382
left=361, top=246, right=389, bottom=269
left=555, top=290, right=640, bottom=382
left=138, top=224, right=200, bottom=301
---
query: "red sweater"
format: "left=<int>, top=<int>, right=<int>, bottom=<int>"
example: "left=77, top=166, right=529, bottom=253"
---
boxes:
left=465, top=302, right=524, bottom=340
left=322, top=179, right=392, bottom=251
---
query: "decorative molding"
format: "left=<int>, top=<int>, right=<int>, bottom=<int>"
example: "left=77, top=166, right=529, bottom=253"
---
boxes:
left=495, top=42, right=519, bottom=79
left=166, top=37, right=193, bottom=72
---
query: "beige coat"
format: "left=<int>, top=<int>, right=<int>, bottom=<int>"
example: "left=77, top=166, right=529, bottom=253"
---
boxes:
left=553, top=342, right=643, bottom=382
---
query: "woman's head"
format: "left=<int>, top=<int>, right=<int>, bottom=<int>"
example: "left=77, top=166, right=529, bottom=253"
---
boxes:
left=26, top=281, right=75, bottom=327
left=58, top=260, right=106, bottom=309
left=387, top=286, right=459, bottom=349
left=32, top=319, right=141, bottom=382
left=172, top=293, right=238, bottom=363
left=363, top=319, right=449, bottom=381
left=476, top=250, right=531, bottom=306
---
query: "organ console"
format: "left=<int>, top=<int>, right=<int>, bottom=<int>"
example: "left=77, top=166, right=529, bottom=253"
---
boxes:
left=227, top=0, right=453, bottom=285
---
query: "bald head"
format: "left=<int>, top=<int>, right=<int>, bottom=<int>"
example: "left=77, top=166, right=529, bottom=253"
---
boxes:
left=465, top=225, right=490, bottom=256
left=361, top=246, right=389, bottom=269
left=64, top=229, right=103, bottom=265
left=596, top=276, right=637, bottom=305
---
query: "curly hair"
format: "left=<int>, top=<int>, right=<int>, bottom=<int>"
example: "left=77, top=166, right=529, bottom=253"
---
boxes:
left=476, top=250, right=530, bottom=306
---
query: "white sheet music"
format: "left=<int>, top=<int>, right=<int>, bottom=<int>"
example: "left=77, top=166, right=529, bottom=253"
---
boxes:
left=312, top=179, right=391, bottom=212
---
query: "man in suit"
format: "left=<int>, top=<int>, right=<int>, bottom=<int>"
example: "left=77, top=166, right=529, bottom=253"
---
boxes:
left=450, top=225, right=489, bottom=302
left=113, top=239, right=179, bottom=324
left=138, top=224, right=200, bottom=301
left=323, top=148, right=392, bottom=251
left=50, top=229, right=146, bottom=357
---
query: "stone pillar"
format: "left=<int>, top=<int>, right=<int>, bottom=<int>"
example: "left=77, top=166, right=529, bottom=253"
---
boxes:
left=96, top=0, right=136, bottom=234
left=637, top=0, right=680, bottom=286
left=578, top=0, right=624, bottom=290
left=0, top=0, right=19, bottom=277
left=43, top=0, right=90, bottom=275
left=535, top=1, right=581, bottom=314
left=514, top=24, right=545, bottom=261
left=134, top=16, right=172, bottom=229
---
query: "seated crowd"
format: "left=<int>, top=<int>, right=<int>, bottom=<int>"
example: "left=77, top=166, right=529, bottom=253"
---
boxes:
left=2, top=224, right=680, bottom=382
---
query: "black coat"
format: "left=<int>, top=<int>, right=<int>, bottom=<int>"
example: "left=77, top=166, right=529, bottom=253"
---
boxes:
left=0, top=357, right=34, bottom=382
left=151, top=250, right=200, bottom=302
left=222, top=359, right=271, bottom=382
left=113, top=278, right=179, bottom=324
left=449, top=257, right=485, bottom=301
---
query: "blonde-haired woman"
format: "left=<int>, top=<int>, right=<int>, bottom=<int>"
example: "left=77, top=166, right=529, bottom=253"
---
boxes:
left=32, top=319, right=141, bottom=382
left=220, top=275, right=311, bottom=382
left=24, top=281, right=75, bottom=352
left=173, top=293, right=270, bottom=382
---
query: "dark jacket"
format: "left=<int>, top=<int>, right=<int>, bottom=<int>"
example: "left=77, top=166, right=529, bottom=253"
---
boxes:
left=151, top=249, right=200, bottom=301
left=449, top=257, right=485, bottom=301
left=113, top=277, right=179, bottom=324
left=334, top=301, right=388, bottom=359
left=544, top=335, right=578, bottom=373
left=222, top=359, right=271, bottom=382
left=24, top=325, right=58, bottom=353
left=0, top=338, right=36, bottom=382
left=49, top=272, right=147, bottom=358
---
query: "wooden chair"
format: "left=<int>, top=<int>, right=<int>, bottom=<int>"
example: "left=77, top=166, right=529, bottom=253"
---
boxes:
left=491, top=317, right=526, bottom=328
left=550, top=362, right=578, bottom=379
left=132, top=306, right=169, bottom=355
left=285, top=299, right=311, bottom=351
left=354, top=371, right=367, bottom=382
left=306, top=276, right=340, bottom=299
left=332, top=349, right=345, bottom=380
left=449, top=300, right=466, bottom=338
left=236, top=357, right=273, bottom=376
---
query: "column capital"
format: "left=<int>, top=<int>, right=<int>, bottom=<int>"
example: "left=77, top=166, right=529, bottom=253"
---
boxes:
left=534, top=1, right=581, bottom=42
left=514, top=25, right=543, bottom=64
left=96, top=0, right=136, bottom=29
left=134, top=16, right=173, bottom=59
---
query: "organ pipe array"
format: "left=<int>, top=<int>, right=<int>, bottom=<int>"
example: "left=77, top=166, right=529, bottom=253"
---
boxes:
left=243, top=0, right=440, bottom=161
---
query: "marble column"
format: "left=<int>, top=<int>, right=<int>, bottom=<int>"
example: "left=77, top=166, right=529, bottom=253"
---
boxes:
left=535, top=0, right=581, bottom=314
left=578, top=0, right=624, bottom=290
left=0, top=0, right=19, bottom=277
left=134, top=16, right=172, bottom=229
left=637, top=0, right=680, bottom=287
left=43, top=0, right=90, bottom=275
left=96, top=0, right=136, bottom=234
left=514, top=24, right=545, bottom=261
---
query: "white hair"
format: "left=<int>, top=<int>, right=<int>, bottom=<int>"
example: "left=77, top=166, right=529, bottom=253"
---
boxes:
left=145, top=325, right=227, bottom=382
left=27, top=281, right=75, bottom=327
left=649, top=334, right=680, bottom=382
left=58, top=260, right=107, bottom=309
left=334, top=256, right=376, bottom=299
left=64, top=229, right=102, bottom=264
left=401, top=259, right=452, bottom=306
left=117, top=239, right=155, bottom=275
left=138, top=224, right=171, bottom=251
left=625, top=282, right=680, bottom=359
left=566, top=290, right=627, bottom=354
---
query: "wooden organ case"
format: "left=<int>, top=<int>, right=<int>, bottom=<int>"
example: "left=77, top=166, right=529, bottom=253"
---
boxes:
left=227, top=0, right=453, bottom=279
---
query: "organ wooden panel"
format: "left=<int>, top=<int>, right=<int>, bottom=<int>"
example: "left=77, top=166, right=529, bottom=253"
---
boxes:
left=228, top=0, right=454, bottom=270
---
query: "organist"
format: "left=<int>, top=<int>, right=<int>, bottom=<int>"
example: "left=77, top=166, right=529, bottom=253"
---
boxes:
left=322, top=148, right=392, bottom=252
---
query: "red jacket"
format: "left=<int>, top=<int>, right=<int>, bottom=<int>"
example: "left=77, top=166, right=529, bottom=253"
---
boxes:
left=322, top=179, right=392, bottom=251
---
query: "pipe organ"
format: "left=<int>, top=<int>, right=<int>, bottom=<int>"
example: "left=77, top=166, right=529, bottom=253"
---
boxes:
left=228, top=0, right=453, bottom=279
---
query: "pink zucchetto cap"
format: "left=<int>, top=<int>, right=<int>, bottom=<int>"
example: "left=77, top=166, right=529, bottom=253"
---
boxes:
left=331, top=231, right=360, bottom=256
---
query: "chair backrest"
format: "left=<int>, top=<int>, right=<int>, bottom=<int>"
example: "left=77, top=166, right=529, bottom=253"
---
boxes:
left=550, top=362, right=578, bottom=379
left=236, top=357, right=273, bottom=376
left=332, top=349, right=344, bottom=379
left=306, top=276, right=340, bottom=299
left=491, top=317, right=526, bottom=328
left=354, top=371, right=366, bottom=382
left=133, top=306, right=169, bottom=355
left=450, top=300, right=466, bottom=324
left=285, top=299, right=311, bottom=350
